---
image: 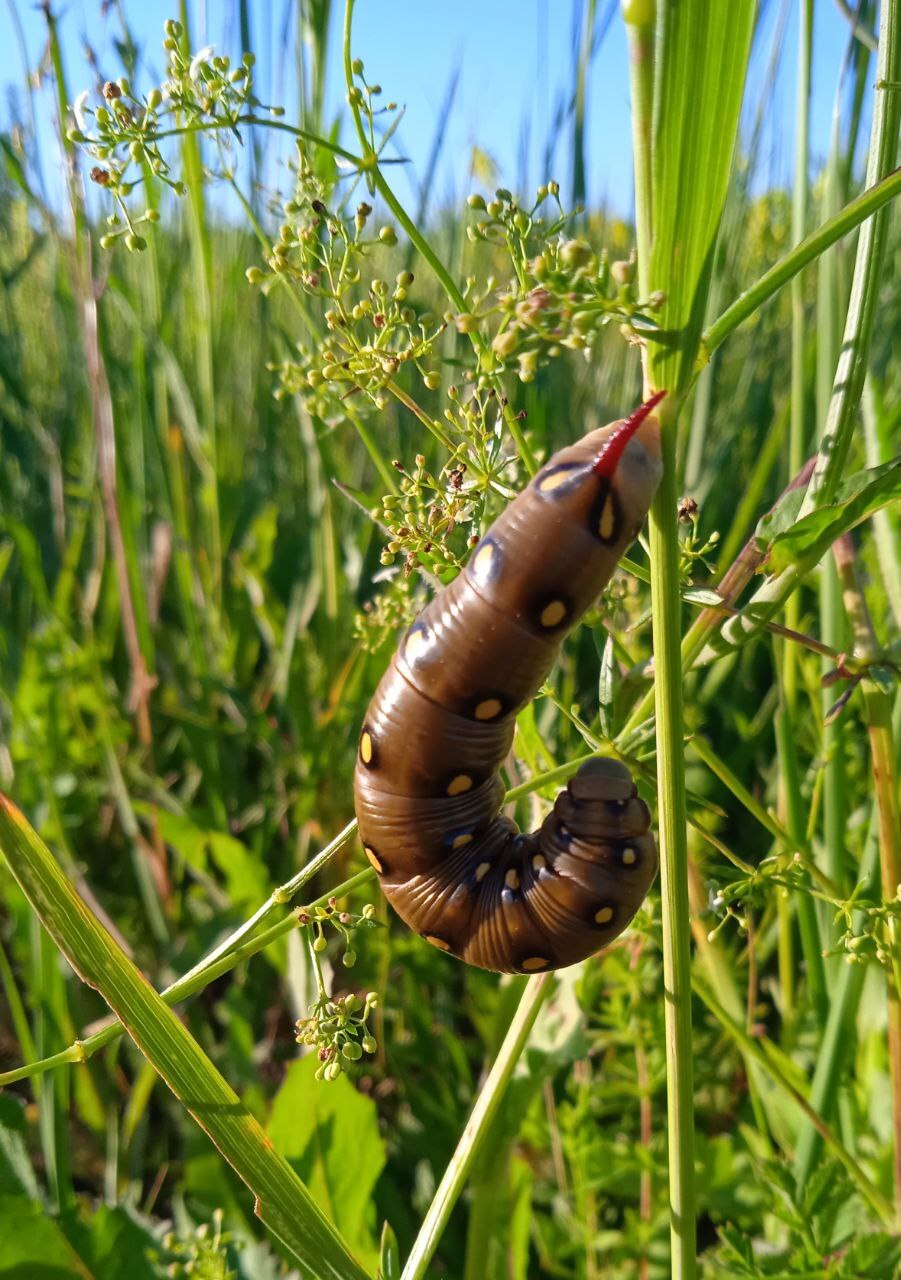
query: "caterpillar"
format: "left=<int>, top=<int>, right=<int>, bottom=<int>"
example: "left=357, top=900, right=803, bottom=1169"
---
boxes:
left=354, top=392, right=665, bottom=974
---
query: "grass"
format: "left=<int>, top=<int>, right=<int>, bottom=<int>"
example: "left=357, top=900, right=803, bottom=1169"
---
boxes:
left=0, top=1, right=899, bottom=1277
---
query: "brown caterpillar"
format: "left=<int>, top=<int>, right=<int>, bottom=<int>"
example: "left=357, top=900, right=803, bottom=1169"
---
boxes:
left=354, top=392, right=665, bottom=974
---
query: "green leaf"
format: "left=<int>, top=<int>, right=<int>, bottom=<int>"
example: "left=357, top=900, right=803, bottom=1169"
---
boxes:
left=268, top=1055, right=386, bottom=1271
left=0, top=796, right=370, bottom=1280
left=647, top=0, right=756, bottom=395
left=756, top=458, right=901, bottom=575
left=145, top=808, right=269, bottom=909
left=377, top=1222, right=400, bottom=1280
left=0, top=1193, right=87, bottom=1277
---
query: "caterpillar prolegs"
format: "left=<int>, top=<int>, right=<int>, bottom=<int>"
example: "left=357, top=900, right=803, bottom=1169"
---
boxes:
left=354, top=393, right=665, bottom=974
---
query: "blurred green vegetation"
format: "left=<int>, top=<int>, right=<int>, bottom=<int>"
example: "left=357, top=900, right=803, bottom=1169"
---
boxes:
left=0, top=2, right=899, bottom=1277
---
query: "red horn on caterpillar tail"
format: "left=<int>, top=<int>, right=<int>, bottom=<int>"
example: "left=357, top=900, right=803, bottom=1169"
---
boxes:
left=354, top=392, right=666, bottom=973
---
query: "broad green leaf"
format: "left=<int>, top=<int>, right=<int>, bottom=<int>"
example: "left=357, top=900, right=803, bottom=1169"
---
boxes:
left=268, top=1054, right=386, bottom=1270
left=0, top=1193, right=89, bottom=1276
left=756, top=458, right=901, bottom=575
left=648, top=1, right=756, bottom=396
left=145, top=808, right=268, bottom=909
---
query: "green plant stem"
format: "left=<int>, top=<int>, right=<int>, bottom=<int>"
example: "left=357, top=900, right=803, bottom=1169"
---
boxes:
left=831, top=536, right=901, bottom=1214
left=0, top=868, right=376, bottom=1088
left=0, top=796, right=371, bottom=1280
left=793, top=804, right=881, bottom=1192
left=646, top=402, right=696, bottom=1274
left=701, top=167, right=900, bottom=358
left=400, top=974, right=551, bottom=1280
left=800, top=0, right=900, bottom=510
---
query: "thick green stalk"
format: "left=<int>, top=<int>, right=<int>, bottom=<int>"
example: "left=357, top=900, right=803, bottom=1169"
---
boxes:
left=647, top=404, right=696, bottom=1274
left=400, top=975, right=551, bottom=1280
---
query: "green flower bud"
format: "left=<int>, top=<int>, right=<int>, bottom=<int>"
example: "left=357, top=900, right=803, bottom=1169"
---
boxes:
left=622, top=0, right=655, bottom=26
left=486, top=199, right=502, bottom=219
left=66, top=127, right=85, bottom=143
left=491, top=329, right=518, bottom=359
left=313, top=934, right=327, bottom=952
left=95, top=106, right=110, bottom=126
left=99, top=233, right=117, bottom=250
left=352, top=57, right=364, bottom=75
left=467, top=193, right=486, bottom=210
left=342, top=949, right=357, bottom=967
left=396, top=270, right=414, bottom=287
left=125, top=232, right=147, bottom=252
left=347, top=86, right=364, bottom=107
left=245, top=266, right=265, bottom=285
left=325, top=1061, right=341, bottom=1080
left=610, top=258, right=634, bottom=286
left=362, top=1035, right=377, bottom=1054
left=341, top=1040, right=362, bottom=1060
left=454, top=313, right=480, bottom=335
left=379, top=225, right=397, bottom=246
left=547, top=179, right=559, bottom=196
left=144, top=208, right=160, bottom=223
left=560, top=238, right=592, bottom=268
left=146, top=88, right=162, bottom=111
left=423, top=371, right=441, bottom=391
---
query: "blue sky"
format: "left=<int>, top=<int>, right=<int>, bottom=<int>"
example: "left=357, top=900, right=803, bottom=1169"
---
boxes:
left=1, top=1, right=865, bottom=220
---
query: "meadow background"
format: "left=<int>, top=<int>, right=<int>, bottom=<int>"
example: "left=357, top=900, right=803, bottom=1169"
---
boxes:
left=0, top=1, right=898, bottom=1277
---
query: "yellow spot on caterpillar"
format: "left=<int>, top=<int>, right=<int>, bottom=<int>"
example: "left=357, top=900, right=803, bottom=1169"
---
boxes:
left=598, top=495, right=616, bottom=540
left=475, top=698, right=503, bottom=720
left=504, top=869, right=520, bottom=891
left=532, top=854, right=546, bottom=873
left=622, top=847, right=637, bottom=865
left=537, top=467, right=575, bottom=493
left=359, top=732, right=373, bottom=765
left=475, top=861, right=491, bottom=882
left=594, top=906, right=614, bottom=924
left=452, top=833, right=473, bottom=850
left=364, top=847, right=383, bottom=873
left=404, top=627, right=429, bottom=663
left=540, top=600, right=567, bottom=628
left=425, top=934, right=451, bottom=952
left=522, top=956, right=549, bottom=971
left=470, top=541, right=496, bottom=579
left=447, top=774, right=473, bottom=796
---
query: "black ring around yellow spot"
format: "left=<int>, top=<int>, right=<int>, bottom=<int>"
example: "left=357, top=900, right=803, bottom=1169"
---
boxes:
left=594, top=905, right=614, bottom=925
left=359, top=729, right=375, bottom=767
left=621, top=846, right=638, bottom=866
left=474, top=697, right=503, bottom=721
left=535, top=462, right=582, bottom=495
left=521, top=956, right=549, bottom=972
left=589, top=480, right=620, bottom=545
left=467, top=537, right=501, bottom=586
left=447, top=773, right=473, bottom=796
left=539, top=599, right=567, bottom=628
